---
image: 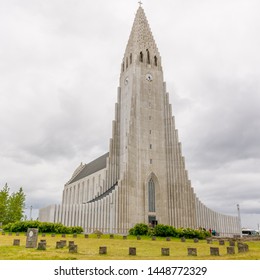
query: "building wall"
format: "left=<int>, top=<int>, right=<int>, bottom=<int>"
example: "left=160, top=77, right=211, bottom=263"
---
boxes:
left=62, top=168, right=107, bottom=206
left=38, top=205, right=57, bottom=223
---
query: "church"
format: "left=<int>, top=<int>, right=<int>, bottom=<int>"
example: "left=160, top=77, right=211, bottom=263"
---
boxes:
left=39, top=5, right=240, bottom=236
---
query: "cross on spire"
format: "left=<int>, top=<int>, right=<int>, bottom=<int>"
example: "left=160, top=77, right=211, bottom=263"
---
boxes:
left=138, top=1, right=143, bottom=7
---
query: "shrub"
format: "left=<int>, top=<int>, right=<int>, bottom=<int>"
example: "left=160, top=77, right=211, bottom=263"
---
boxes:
left=2, top=221, right=83, bottom=234
left=129, top=223, right=211, bottom=239
left=128, top=223, right=149, bottom=235
left=175, top=227, right=211, bottom=239
left=153, top=224, right=177, bottom=237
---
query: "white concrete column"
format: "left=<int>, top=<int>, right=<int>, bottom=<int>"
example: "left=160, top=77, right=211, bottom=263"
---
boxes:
left=101, top=199, right=104, bottom=232
left=97, top=200, right=101, bottom=231
left=81, top=182, right=84, bottom=204
left=87, top=203, right=91, bottom=232
left=71, top=204, right=75, bottom=226
left=105, top=196, right=109, bottom=233
left=71, top=186, right=75, bottom=204
left=91, top=202, right=94, bottom=232
left=68, top=204, right=72, bottom=226
left=76, top=205, right=79, bottom=226
left=114, top=186, right=119, bottom=233
left=110, top=192, right=113, bottom=233
left=195, top=198, right=199, bottom=228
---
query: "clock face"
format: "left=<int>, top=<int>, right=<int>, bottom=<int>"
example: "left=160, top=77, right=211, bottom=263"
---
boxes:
left=146, top=73, right=153, bottom=81
left=124, top=77, right=129, bottom=85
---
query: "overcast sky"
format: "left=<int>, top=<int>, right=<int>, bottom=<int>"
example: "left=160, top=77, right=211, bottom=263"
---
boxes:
left=0, top=0, right=259, bottom=229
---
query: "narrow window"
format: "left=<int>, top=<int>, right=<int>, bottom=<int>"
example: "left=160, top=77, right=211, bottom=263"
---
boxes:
left=130, top=53, right=132, bottom=64
left=146, top=49, right=150, bottom=64
left=150, top=144, right=152, bottom=149
left=126, top=57, right=128, bottom=69
left=150, top=159, right=152, bottom=164
left=122, top=62, right=124, bottom=72
left=149, top=116, right=151, bottom=120
left=140, top=51, right=143, bottom=62
left=154, top=56, right=158, bottom=66
left=149, top=130, right=152, bottom=134
left=148, top=178, right=155, bottom=212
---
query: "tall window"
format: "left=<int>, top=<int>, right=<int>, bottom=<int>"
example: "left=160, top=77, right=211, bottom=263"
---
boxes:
left=146, top=49, right=150, bottom=64
left=148, top=178, right=155, bottom=212
left=154, top=56, right=158, bottom=66
left=140, top=51, right=143, bottom=62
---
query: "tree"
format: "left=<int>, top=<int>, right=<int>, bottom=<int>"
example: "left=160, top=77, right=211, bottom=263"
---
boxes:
left=0, top=184, right=26, bottom=224
left=0, top=183, right=9, bottom=224
left=6, top=187, right=26, bottom=224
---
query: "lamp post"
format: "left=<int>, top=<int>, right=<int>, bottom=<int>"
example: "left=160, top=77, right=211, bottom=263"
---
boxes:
left=30, top=205, right=32, bottom=220
left=237, top=204, right=242, bottom=237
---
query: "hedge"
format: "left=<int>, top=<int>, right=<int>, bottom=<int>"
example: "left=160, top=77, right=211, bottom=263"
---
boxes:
left=129, top=223, right=211, bottom=239
left=128, top=223, right=149, bottom=235
left=2, top=221, right=83, bottom=234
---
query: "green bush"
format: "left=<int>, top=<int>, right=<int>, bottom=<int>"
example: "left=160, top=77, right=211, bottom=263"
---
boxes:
left=3, top=221, right=41, bottom=233
left=129, top=223, right=211, bottom=239
left=2, top=221, right=83, bottom=234
left=128, top=223, right=149, bottom=235
left=153, top=224, right=177, bottom=237
left=170, top=227, right=211, bottom=239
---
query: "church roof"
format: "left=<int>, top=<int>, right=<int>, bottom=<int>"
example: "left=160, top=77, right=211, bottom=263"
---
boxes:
left=67, top=152, right=109, bottom=185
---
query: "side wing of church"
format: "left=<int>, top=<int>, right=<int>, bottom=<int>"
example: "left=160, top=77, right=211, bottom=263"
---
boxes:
left=39, top=6, right=240, bottom=236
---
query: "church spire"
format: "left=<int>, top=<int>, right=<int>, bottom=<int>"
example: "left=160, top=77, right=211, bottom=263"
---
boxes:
left=121, top=5, right=161, bottom=71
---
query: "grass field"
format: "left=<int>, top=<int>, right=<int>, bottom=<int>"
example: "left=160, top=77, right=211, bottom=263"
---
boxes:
left=0, top=233, right=260, bottom=260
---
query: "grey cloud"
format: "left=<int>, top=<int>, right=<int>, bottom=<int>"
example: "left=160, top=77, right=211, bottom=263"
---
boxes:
left=1, top=0, right=260, bottom=227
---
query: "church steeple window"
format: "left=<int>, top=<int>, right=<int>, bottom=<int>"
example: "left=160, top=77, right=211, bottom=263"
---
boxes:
left=126, top=57, right=128, bottom=69
left=146, top=49, right=150, bottom=64
left=130, top=53, right=132, bottom=64
left=154, top=56, right=157, bottom=66
left=140, top=51, right=143, bottom=62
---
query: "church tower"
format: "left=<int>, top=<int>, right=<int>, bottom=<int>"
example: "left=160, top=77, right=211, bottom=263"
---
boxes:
left=116, top=6, right=196, bottom=229
left=39, top=5, right=240, bottom=236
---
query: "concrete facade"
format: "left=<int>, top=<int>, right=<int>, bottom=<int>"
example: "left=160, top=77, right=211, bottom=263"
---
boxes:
left=39, top=6, right=240, bottom=236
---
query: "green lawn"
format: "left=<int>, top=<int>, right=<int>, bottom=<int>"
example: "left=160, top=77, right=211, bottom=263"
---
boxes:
left=0, top=233, right=259, bottom=260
